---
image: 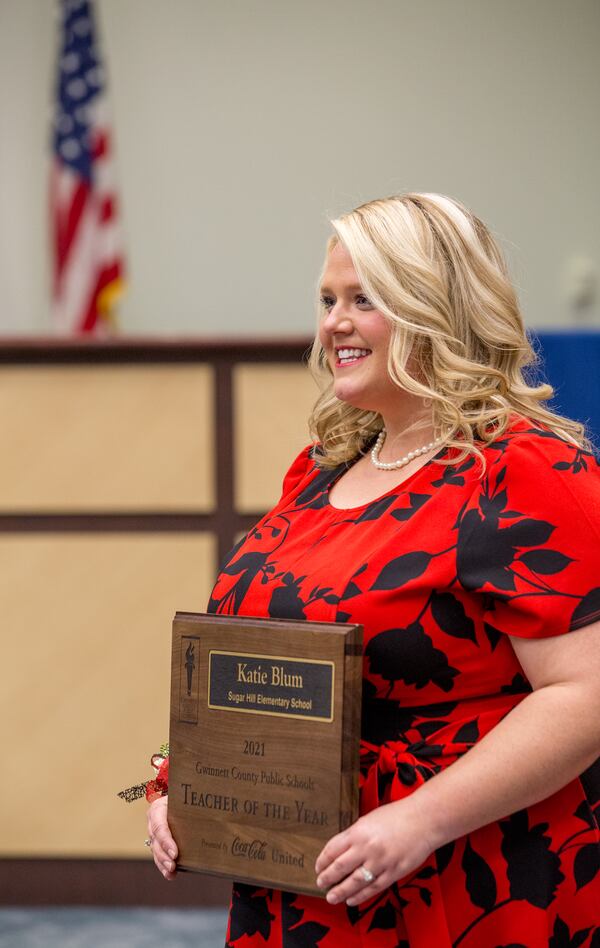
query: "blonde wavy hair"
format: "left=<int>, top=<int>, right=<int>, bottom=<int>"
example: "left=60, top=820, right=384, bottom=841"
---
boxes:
left=308, top=192, right=591, bottom=470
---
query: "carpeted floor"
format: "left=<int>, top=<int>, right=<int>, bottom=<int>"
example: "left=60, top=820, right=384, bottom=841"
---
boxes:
left=0, top=908, right=229, bottom=948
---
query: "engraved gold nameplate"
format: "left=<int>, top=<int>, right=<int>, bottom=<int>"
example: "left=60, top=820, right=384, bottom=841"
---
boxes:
left=168, top=612, right=363, bottom=895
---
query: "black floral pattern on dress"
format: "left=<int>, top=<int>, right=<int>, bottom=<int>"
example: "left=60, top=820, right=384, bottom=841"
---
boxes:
left=227, top=885, right=276, bottom=945
left=219, top=418, right=600, bottom=947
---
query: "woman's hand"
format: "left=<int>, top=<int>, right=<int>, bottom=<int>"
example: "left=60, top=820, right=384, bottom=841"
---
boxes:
left=147, top=795, right=178, bottom=880
left=314, top=797, right=437, bottom=906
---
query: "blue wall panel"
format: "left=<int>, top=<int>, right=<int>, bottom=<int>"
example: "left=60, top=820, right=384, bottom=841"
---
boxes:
left=530, top=330, right=600, bottom=447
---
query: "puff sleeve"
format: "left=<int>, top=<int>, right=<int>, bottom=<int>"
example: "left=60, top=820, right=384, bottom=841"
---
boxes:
left=457, top=431, right=600, bottom=638
left=278, top=445, right=314, bottom=495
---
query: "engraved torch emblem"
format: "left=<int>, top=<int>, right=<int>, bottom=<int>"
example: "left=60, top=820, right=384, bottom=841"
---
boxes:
left=185, top=642, right=196, bottom=696
left=178, top=635, right=200, bottom=724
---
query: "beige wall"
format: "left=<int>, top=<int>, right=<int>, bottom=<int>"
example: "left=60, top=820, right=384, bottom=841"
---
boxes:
left=234, top=364, right=317, bottom=511
left=1, top=0, right=599, bottom=335
left=0, top=365, right=214, bottom=510
left=1, top=359, right=315, bottom=857
left=1, top=532, right=215, bottom=856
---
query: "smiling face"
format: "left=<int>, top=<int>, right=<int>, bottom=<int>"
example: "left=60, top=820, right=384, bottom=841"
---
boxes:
left=318, top=241, right=399, bottom=415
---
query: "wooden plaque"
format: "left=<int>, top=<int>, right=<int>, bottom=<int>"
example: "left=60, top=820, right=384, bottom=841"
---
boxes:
left=168, top=612, right=363, bottom=896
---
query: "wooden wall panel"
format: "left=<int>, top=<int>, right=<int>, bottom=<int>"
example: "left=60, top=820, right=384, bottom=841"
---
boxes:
left=0, top=341, right=313, bottom=893
left=0, top=533, right=215, bottom=857
left=0, top=366, right=214, bottom=511
left=234, top=364, right=318, bottom=512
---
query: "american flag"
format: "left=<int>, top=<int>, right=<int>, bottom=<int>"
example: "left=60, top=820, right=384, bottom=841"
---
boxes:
left=51, top=0, right=125, bottom=334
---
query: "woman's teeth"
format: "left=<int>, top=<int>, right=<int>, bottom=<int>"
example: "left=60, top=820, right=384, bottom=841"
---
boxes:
left=337, top=348, right=370, bottom=365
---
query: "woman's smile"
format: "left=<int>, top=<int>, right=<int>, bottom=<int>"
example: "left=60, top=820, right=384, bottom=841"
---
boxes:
left=335, top=347, right=372, bottom=367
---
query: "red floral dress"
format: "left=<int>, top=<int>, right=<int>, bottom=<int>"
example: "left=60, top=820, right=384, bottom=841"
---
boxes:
left=207, top=416, right=600, bottom=947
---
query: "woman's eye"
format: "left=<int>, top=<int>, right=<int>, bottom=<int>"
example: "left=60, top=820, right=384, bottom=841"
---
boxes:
left=319, top=294, right=372, bottom=309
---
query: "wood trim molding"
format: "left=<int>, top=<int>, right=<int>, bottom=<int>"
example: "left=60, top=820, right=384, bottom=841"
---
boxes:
left=0, top=512, right=265, bottom=533
left=0, top=859, right=230, bottom=907
left=0, top=337, right=313, bottom=364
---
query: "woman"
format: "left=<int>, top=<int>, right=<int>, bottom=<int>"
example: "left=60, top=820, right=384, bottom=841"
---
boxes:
left=148, top=193, right=600, bottom=946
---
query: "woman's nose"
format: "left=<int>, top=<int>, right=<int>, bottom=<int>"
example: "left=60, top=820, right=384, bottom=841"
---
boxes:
left=322, top=305, right=353, bottom=334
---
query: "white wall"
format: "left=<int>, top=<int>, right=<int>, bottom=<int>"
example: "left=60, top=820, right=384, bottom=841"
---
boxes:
left=1, top=0, right=599, bottom=335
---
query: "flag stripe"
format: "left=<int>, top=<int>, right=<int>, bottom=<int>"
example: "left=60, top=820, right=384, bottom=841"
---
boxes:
left=54, top=173, right=90, bottom=275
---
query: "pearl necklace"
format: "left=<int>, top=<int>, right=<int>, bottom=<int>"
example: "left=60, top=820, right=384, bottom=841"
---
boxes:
left=370, top=427, right=446, bottom=471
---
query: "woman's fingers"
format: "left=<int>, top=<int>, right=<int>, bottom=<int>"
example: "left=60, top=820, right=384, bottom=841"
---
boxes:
left=147, top=797, right=178, bottom=855
left=314, top=828, right=352, bottom=876
left=151, top=821, right=177, bottom=860
left=152, top=836, right=177, bottom=878
left=147, top=796, right=178, bottom=879
left=328, top=867, right=390, bottom=906
left=316, top=844, right=360, bottom=890
left=316, top=800, right=436, bottom=905
left=316, top=842, right=387, bottom=905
